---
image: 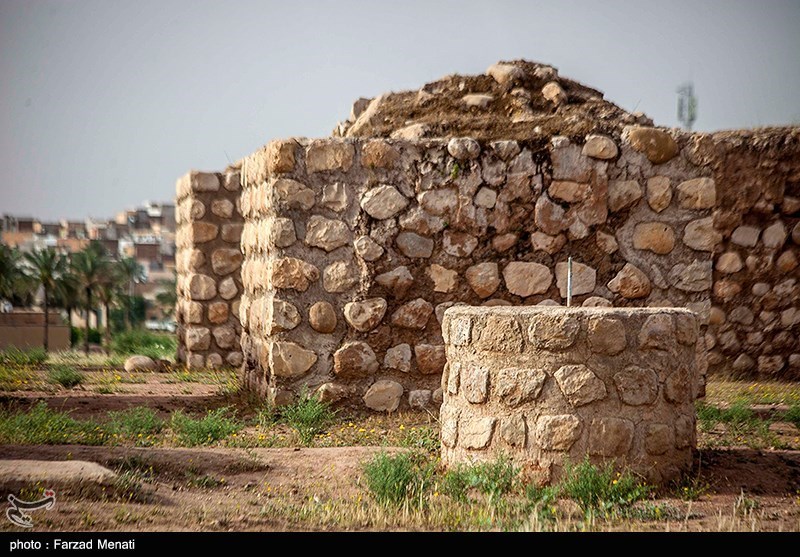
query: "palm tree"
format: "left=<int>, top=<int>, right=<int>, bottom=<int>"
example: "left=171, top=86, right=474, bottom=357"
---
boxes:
left=96, top=266, right=124, bottom=354
left=52, top=270, right=80, bottom=342
left=70, top=242, right=110, bottom=354
left=116, top=257, right=145, bottom=329
left=0, top=245, right=23, bottom=302
left=23, top=248, right=67, bottom=351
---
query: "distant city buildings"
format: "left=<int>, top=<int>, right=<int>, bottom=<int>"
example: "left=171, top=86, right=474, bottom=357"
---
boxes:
left=1, top=201, right=175, bottom=271
left=1, top=201, right=177, bottom=325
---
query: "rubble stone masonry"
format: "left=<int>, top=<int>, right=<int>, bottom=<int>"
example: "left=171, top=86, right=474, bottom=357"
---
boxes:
left=440, top=306, right=698, bottom=485
left=175, top=170, right=244, bottom=368
left=237, top=130, right=719, bottom=409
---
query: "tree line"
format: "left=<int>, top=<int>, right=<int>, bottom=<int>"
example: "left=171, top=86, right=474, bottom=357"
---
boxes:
left=0, top=241, right=175, bottom=354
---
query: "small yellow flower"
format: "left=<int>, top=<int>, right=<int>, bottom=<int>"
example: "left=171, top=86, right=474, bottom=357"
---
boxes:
left=399, top=425, right=406, bottom=431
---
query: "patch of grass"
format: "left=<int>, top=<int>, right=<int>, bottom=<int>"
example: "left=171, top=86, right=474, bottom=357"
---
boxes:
left=697, top=401, right=722, bottom=432
left=113, top=471, right=147, bottom=503
left=0, top=402, right=106, bottom=445
left=170, top=407, right=243, bottom=446
left=398, top=425, right=439, bottom=453
left=0, top=364, right=42, bottom=391
left=626, top=501, right=683, bottom=521
left=441, top=455, right=519, bottom=503
left=186, top=471, right=224, bottom=488
left=255, top=406, right=279, bottom=429
left=280, top=392, right=337, bottom=446
left=107, top=407, right=164, bottom=446
left=672, top=474, right=709, bottom=501
left=706, top=378, right=800, bottom=406
left=48, top=350, right=125, bottom=368
left=47, top=365, right=83, bottom=388
left=362, top=451, right=433, bottom=508
left=113, top=455, right=156, bottom=481
left=560, top=457, right=650, bottom=515
left=111, top=330, right=176, bottom=360
left=781, top=404, right=800, bottom=429
left=0, top=346, right=47, bottom=367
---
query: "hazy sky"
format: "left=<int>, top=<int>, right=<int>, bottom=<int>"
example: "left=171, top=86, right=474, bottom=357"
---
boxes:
left=1, top=0, right=799, bottom=221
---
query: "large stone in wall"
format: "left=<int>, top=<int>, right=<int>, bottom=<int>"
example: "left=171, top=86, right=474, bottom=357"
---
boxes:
left=188, top=274, right=217, bottom=301
left=555, top=261, right=596, bottom=297
left=270, top=342, right=317, bottom=378
left=212, top=249, right=243, bottom=276
left=363, top=380, right=403, bottom=412
left=304, top=216, right=352, bottom=252
left=414, top=344, right=446, bottom=375
left=676, top=177, right=716, bottom=209
left=376, top=266, right=414, bottom=297
left=502, top=262, right=552, bottom=297
left=495, top=367, right=547, bottom=407
left=333, top=341, right=379, bottom=378
left=396, top=232, right=434, bottom=258
left=360, top=185, right=409, bottom=219
left=185, top=327, right=211, bottom=351
left=554, top=364, right=607, bottom=407
left=272, top=258, right=320, bottom=292
left=633, top=222, right=676, bottom=254
left=588, top=417, right=635, bottom=457
left=343, top=298, right=387, bottom=332
left=323, top=260, right=360, bottom=293
left=190, top=222, right=219, bottom=243
left=582, top=135, right=618, bottom=160
left=536, top=415, right=582, bottom=451
left=623, top=126, right=679, bottom=164
left=309, top=301, right=337, bottom=333
left=608, top=180, right=642, bottom=212
left=306, top=141, right=355, bottom=173
left=683, top=217, right=721, bottom=252
left=466, top=263, right=501, bottom=298
left=608, top=263, right=651, bottom=299
left=391, top=298, right=434, bottom=330
left=274, top=178, right=316, bottom=210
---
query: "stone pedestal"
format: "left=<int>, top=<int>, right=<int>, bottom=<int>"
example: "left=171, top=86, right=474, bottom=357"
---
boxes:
left=440, top=305, right=699, bottom=485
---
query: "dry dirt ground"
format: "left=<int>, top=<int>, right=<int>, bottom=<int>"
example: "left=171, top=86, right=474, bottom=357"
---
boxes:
left=1, top=370, right=799, bottom=532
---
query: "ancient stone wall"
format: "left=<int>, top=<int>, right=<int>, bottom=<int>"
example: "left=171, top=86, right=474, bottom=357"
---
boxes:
left=440, top=306, right=698, bottom=485
left=175, top=170, right=244, bottom=368
left=688, top=130, right=800, bottom=379
left=238, top=129, right=714, bottom=408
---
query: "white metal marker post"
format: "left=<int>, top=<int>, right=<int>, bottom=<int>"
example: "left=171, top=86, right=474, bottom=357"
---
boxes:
left=566, top=256, right=573, bottom=308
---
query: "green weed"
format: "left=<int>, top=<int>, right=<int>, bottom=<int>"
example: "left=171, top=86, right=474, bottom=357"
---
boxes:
left=362, top=451, right=433, bottom=508
left=0, top=347, right=47, bottom=367
left=107, top=407, right=164, bottom=445
left=441, top=455, right=518, bottom=503
left=47, top=365, right=83, bottom=388
left=781, top=404, right=800, bottom=429
left=170, top=407, right=243, bottom=446
left=560, top=457, right=650, bottom=515
left=280, top=392, right=336, bottom=446
left=0, top=402, right=105, bottom=445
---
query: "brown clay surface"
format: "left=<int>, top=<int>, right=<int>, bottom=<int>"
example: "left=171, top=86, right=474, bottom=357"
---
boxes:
left=0, top=372, right=799, bottom=531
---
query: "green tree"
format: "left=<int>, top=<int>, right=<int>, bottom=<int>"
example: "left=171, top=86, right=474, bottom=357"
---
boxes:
left=52, top=270, right=80, bottom=334
left=96, top=265, right=125, bottom=353
left=70, top=242, right=110, bottom=354
left=23, top=248, right=67, bottom=351
left=155, top=273, right=177, bottom=320
left=0, top=244, right=23, bottom=301
left=116, top=257, right=145, bottom=329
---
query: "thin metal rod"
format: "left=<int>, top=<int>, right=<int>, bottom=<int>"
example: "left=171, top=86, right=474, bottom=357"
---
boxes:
left=566, top=256, right=573, bottom=307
